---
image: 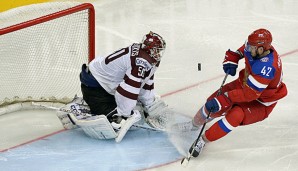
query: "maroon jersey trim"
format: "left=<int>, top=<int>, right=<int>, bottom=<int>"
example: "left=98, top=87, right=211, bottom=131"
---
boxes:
left=116, top=86, right=138, bottom=100
left=124, top=75, right=142, bottom=88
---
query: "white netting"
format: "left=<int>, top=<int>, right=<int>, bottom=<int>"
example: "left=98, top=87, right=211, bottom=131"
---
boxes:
left=0, top=2, right=82, bottom=28
left=0, top=2, right=94, bottom=113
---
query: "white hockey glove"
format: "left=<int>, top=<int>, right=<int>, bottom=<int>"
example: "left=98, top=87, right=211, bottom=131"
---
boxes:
left=143, top=96, right=174, bottom=130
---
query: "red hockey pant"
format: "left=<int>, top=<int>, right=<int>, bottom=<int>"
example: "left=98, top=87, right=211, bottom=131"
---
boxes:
left=202, top=79, right=276, bottom=142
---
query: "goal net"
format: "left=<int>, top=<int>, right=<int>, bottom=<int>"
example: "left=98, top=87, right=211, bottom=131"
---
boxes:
left=0, top=2, right=95, bottom=115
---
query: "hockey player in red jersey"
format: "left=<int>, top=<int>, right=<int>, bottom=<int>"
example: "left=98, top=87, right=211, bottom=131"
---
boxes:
left=179, top=28, right=287, bottom=157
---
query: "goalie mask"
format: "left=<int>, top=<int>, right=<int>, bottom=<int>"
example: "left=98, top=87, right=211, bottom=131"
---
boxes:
left=142, top=31, right=166, bottom=62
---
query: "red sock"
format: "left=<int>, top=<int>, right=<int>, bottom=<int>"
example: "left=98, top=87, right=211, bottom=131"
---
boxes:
left=205, top=106, right=244, bottom=141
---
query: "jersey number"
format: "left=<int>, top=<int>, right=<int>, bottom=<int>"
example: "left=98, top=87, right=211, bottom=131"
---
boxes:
left=105, top=47, right=129, bottom=64
left=138, top=67, right=145, bottom=77
left=261, top=66, right=272, bottom=77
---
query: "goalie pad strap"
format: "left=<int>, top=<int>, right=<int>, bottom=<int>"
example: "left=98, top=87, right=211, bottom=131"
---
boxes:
left=67, top=113, right=77, bottom=125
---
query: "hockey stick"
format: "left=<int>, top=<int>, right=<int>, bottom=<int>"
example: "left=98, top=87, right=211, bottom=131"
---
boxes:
left=31, top=102, right=163, bottom=132
left=181, top=73, right=228, bottom=166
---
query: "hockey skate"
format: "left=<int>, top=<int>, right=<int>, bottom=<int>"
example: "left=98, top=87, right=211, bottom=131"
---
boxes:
left=189, top=136, right=206, bottom=158
left=170, top=120, right=200, bottom=132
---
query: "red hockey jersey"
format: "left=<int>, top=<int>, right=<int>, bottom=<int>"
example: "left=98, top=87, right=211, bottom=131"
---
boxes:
left=227, top=45, right=287, bottom=106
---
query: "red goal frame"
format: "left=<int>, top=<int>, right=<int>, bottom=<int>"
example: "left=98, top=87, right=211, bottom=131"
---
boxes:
left=0, top=3, right=95, bottom=62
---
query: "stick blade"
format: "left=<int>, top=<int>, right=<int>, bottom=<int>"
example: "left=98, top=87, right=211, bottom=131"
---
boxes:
left=181, top=157, right=189, bottom=167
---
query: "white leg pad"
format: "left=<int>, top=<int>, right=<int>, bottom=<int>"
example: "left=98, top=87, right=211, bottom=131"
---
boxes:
left=56, top=99, right=90, bottom=130
left=56, top=111, right=78, bottom=129
left=74, top=115, right=117, bottom=139
left=115, top=110, right=141, bottom=143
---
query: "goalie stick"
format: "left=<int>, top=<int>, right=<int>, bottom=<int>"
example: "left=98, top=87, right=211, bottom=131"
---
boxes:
left=181, top=73, right=228, bottom=166
left=31, top=102, right=163, bottom=132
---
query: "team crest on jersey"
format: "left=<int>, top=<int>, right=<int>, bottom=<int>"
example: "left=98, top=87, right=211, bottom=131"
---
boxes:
left=136, top=58, right=151, bottom=71
left=260, top=57, right=269, bottom=62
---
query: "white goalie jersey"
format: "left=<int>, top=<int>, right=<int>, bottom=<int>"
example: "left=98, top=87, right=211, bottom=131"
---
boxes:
left=89, top=43, right=159, bottom=116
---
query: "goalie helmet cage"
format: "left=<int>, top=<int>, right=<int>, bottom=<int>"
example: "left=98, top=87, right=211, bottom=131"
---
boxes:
left=0, top=2, right=95, bottom=115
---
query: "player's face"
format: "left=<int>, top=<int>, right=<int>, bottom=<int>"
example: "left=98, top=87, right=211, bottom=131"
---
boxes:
left=150, top=56, right=158, bottom=65
left=250, top=46, right=257, bottom=57
left=245, top=40, right=264, bottom=58
left=251, top=46, right=264, bottom=57
left=152, top=47, right=165, bottom=61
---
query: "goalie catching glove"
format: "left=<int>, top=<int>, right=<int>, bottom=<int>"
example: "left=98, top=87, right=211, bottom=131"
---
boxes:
left=143, top=96, right=174, bottom=131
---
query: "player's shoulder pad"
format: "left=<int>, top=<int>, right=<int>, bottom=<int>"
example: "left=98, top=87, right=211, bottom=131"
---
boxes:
left=251, top=53, right=276, bottom=79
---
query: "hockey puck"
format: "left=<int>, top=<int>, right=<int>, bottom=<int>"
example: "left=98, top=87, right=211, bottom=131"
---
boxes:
left=198, top=63, right=201, bottom=71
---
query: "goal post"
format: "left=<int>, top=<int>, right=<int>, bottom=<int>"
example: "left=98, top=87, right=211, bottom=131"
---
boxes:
left=0, top=2, right=95, bottom=115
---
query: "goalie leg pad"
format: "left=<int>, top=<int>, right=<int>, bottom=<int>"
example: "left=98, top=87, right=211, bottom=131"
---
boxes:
left=56, top=111, right=78, bottom=130
left=115, top=110, right=142, bottom=143
left=75, top=115, right=117, bottom=139
left=56, top=98, right=91, bottom=129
